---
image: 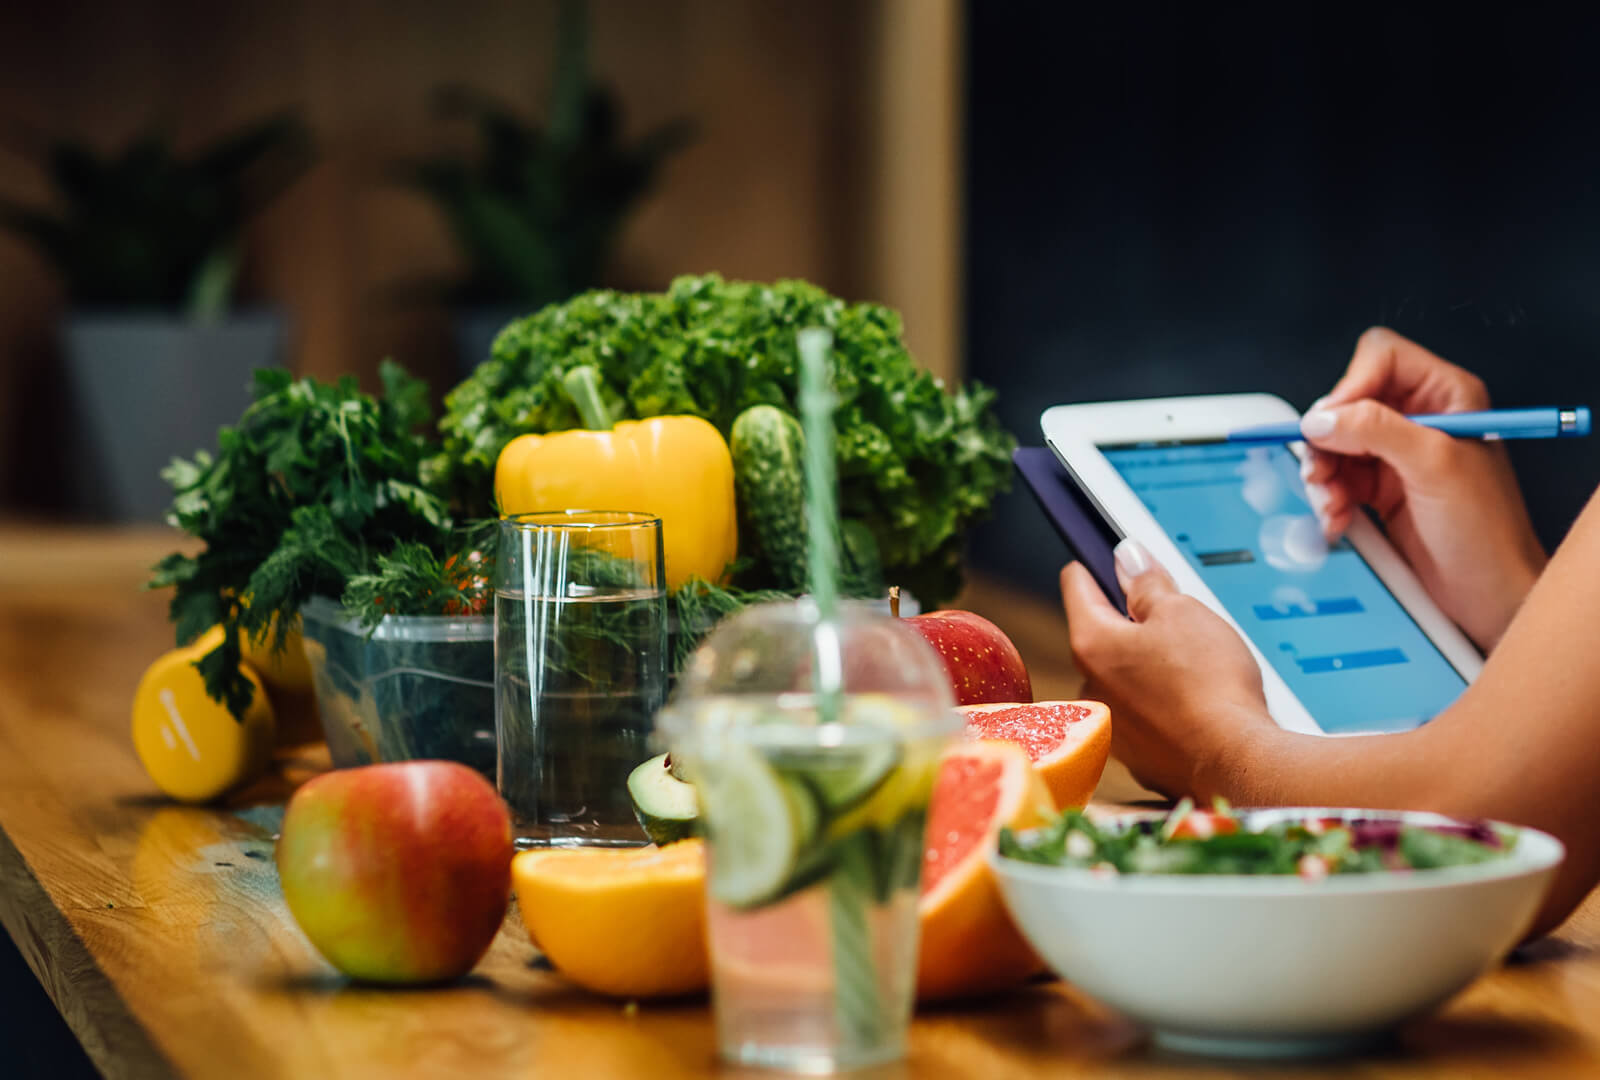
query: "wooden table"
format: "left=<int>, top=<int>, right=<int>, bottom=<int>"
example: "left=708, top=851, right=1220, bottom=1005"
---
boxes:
left=2, top=524, right=1598, bottom=1079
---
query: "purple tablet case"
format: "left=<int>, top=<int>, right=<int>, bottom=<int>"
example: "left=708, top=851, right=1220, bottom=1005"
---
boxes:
left=1012, top=447, right=1128, bottom=614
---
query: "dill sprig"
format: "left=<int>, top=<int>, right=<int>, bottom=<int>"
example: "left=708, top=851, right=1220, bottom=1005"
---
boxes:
left=342, top=519, right=499, bottom=628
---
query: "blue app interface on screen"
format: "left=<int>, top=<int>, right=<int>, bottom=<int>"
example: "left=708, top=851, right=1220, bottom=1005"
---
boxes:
left=1101, top=441, right=1469, bottom=734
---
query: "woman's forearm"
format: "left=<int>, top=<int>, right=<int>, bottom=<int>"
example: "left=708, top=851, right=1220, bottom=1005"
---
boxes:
left=1197, top=720, right=1584, bottom=935
left=1198, top=489, right=1600, bottom=935
left=1200, top=721, right=1449, bottom=820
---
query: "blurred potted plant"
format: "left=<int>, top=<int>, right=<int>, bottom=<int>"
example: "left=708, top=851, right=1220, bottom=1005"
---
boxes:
left=0, top=110, right=314, bottom=521
left=397, top=0, right=693, bottom=375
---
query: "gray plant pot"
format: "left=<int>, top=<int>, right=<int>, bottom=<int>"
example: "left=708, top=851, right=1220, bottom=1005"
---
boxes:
left=62, top=310, right=285, bottom=522
left=453, top=306, right=523, bottom=378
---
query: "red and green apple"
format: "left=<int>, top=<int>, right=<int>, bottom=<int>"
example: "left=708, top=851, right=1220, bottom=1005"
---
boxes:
left=276, top=760, right=513, bottom=984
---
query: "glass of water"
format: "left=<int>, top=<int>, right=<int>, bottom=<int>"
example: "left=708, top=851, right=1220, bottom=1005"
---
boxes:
left=495, top=510, right=668, bottom=848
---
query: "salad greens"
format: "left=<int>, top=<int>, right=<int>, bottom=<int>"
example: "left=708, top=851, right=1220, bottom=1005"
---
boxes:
left=431, top=274, right=1015, bottom=606
left=1000, top=800, right=1512, bottom=877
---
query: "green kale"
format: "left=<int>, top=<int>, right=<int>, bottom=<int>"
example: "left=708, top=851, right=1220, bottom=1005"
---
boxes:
left=429, top=274, right=1015, bottom=606
left=149, top=362, right=452, bottom=717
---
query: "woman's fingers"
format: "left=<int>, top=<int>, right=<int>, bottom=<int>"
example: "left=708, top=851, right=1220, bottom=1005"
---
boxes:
left=1321, top=505, right=1357, bottom=543
left=1301, top=447, right=1338, bottom=485
left=1300, top=397, right=1458, bottom=490
left=1061, top=561, right=1118, bottom=619
left=1325, top=327, right=1433, bottom=406
left=1062, top=561, right=1131, bottom=669
left=1326, top=327, right=1490, bottom=413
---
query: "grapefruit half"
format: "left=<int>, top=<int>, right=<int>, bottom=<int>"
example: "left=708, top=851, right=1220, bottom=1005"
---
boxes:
left=916, top=740, right=1056, bottom=1000
left=961, top=700, right=1112, bottom=810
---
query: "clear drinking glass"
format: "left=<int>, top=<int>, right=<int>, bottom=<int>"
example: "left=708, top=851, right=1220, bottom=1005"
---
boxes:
left=495, top=510, right=668, bottom=848
left=658, top=599, right=960, bottom=1072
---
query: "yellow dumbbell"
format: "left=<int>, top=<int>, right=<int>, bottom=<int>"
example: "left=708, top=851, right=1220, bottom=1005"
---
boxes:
left=131, top=627, right=276, bottom=804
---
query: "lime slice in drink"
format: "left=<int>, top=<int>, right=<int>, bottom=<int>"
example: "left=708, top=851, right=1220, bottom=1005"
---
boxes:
left=701, top=744, right=803, bottom=907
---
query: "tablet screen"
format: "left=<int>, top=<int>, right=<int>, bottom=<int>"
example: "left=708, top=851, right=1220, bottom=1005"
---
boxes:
left=1100, top=441, right=1469, bottom=733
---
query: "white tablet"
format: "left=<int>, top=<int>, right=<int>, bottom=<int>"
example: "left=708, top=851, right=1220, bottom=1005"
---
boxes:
left=1042, top=393, right=1483, bottom=736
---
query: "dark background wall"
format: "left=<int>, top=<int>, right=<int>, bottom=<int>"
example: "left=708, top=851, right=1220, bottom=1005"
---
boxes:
left=964, top=3, right=1600, bottom=596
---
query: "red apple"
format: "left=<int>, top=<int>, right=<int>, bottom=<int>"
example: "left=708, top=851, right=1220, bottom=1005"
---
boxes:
left=276, top=760, right=513, bottom=984
left=901, top=608, right=1033, bottom=706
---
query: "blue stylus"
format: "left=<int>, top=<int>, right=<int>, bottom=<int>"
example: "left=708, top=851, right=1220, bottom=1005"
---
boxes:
left=1227, top=406, right=1592, bottom=444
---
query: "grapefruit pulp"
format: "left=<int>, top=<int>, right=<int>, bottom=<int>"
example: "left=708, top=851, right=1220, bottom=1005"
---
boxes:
left=916, top=740, right=1056, bottom=1000
left=961, top=700, right=1112, bottom=810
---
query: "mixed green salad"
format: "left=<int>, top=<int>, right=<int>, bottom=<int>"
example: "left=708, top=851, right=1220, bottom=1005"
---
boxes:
left=999, top=799, right=1515, bottom=878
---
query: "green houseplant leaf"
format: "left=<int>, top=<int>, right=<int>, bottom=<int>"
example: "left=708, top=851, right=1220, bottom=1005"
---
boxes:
left=396, top=0, right=694, bottom=310
left=0, top=109, right=314, bottom=314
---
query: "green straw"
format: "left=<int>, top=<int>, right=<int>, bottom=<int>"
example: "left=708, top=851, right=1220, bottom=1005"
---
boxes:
left=797, top=327, right=840, bottom=627
left=798, top=327, right=885, bottom=1053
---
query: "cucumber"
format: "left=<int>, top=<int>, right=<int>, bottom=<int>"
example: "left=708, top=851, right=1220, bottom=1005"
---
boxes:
left=774, top=740, right=901, bottom=816
left=627, top=754, right=699, bottom=846
left=730, top=403, right=885, bottom=597
left=783, top=773, right=823, bottom=847
left=730, top=404, right=809, bottom=590
left=701, top=744, right=804, bottom=907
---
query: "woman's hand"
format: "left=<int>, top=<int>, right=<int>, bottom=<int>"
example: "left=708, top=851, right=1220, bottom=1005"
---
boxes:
left=1060, top=541, right=1277, bottom=799
left=1300, top=327, right=1546, bottom=650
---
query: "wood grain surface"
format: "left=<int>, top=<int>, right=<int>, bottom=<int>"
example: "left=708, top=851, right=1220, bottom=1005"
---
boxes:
left=1, top=524, right=1597, bottom=1079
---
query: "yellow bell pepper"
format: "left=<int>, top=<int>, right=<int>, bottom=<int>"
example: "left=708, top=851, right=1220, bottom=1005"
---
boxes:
left=238, top=610, right=316, bottom=694
left=493, top=366, right=738, bottom=589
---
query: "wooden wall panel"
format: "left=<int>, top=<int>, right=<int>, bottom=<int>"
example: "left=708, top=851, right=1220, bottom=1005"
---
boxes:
left=0, top=0, right=959, bottom=511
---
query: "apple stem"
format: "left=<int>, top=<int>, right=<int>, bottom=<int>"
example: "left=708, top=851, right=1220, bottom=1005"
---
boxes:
left=888, top=586, right=900, bottom=619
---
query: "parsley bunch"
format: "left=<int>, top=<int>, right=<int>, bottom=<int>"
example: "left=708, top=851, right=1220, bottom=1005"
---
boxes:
left=150, top=362, right=457, bottom=716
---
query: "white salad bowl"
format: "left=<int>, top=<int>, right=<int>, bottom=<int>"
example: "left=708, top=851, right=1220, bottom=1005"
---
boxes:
left=989, top=808, right=1564, bottom=1058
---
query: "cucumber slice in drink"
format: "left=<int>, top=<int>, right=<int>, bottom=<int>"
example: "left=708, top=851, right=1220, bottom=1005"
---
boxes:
left=783, top=774, right=823, bottom=846
left=702, top=745, right=803, bottom=907
left=774, top=740, right=901, bottom=816
left=627, top=753, right=699, bottom=846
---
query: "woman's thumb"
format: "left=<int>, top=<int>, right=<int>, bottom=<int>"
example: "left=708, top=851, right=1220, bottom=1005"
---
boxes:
left=1114, top=539, right=1178, bottom=622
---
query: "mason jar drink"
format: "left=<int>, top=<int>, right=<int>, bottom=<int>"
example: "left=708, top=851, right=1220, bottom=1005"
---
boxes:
left=659, top=600, right=959, bottom=1072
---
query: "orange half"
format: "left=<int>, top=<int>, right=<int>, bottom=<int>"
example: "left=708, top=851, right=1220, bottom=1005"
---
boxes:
left=512, top=841, right=709, bottom=999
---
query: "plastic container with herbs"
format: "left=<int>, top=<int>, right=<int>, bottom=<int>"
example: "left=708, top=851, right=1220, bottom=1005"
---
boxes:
left=298, top=598, right=495, bottom=780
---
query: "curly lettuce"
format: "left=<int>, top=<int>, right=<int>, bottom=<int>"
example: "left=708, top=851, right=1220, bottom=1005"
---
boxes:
left=430, top=274, right=1014, bottom=606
